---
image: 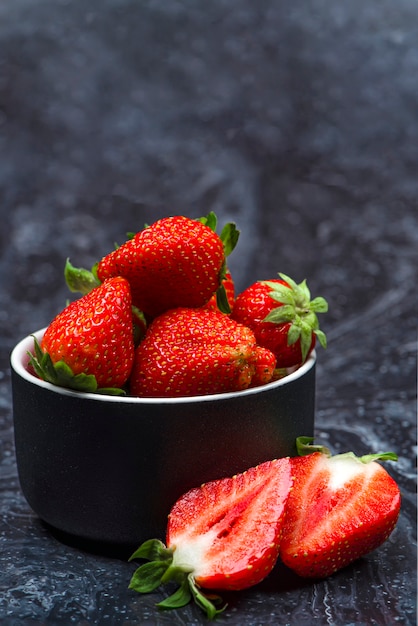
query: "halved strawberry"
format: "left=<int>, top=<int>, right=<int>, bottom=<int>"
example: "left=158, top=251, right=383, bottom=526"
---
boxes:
left=28, top=277, right=135, bottom=394
left=280, top=437, right=401, bottom=578
left=128, top=457, right=293, bottom=618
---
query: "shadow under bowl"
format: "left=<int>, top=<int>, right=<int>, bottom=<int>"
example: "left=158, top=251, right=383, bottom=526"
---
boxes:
left=11, top=329, right=316, bottom=550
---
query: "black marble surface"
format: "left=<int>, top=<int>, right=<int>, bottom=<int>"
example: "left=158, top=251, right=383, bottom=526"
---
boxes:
left=0, top=1, right=417, bottom=624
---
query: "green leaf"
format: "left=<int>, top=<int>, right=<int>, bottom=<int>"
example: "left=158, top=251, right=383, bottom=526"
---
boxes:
left=219, top=222, right=240, bottom=257
left=127, top=540, right=226, bottom=620
left=161, top=564, right=194, bottom=585
left=358, top=452, right=399, bottom=464
left=28, top=338, right=58, bottom=384
left=91, top=262, right=99, bottom=282
left=296, top=437, right=398, bottom=466
left=129, top=539, right=173, bottom=563
left=54, top=361, right=98, bottom=393
left=64, top=258, right=100, bottom=295
left=188, top=575, right=227, bottom=620
left=95, top=387, right=126, bottom=396
left=278, top=272, right=299, bottom=292
left=296, top=278, right=311, bottom=302
left=33, top=335, right=45, bottom=362
left=296, top=436, right=331, bottom=457
left=287, top=322, right=302, bottom=346
left=27, top=337, right=124, bottom=395
left=157, top=578, right=192, bottom=610
left=299, top=324, right=314, bottom=362
left=263, top=305, right=295, bottom=324
left=309, top=296, right=329, bottom=313
left=198, top=211, right=218, bottom=232
left=314, top=328, right=327, bottom=349
left=263, top=281, right=295, bottom=306
left=215, top=283, right=231, bottom=314
left=129, top=561, right=169, bottom=593
left=261, top=274, right=329, bottom=361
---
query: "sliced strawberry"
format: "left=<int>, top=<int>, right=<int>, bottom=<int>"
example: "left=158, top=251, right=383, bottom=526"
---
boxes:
left=128, top=457, right=292, bottom=618
left=280, top=438, right=401, bottom=578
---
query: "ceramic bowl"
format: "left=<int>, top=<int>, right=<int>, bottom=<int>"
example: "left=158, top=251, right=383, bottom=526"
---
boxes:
left=11, top=328, right=316, bottom=549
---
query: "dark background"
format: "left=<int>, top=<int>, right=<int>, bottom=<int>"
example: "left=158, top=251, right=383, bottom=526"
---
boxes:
left=0, top=1, right=416, bottom=624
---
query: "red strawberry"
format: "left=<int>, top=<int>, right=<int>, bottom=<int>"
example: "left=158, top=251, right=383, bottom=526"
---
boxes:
left=280, top=438, right=401, bottom=579
left=28, top=277, right=135, bottom=393
left=96, top=214, right=239, bottom=318
left=203, top=269, right=235, bottom=313
left=231, top=273, right=328, bottom=368
left=128, top=457, right=293, bottom=618
left=129, top=307, right=276, bottom=397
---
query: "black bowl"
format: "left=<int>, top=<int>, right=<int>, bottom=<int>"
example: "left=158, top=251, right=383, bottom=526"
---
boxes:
left=11, top=329, right=316, bottom=548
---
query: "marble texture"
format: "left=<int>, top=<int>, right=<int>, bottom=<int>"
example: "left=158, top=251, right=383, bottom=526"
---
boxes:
left=0, top=0, right=416, bottom=624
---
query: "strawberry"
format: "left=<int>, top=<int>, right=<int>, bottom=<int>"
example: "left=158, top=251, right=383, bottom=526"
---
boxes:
left=280, top=437, right=401, bottom=579
left=203, top=269, right=235, bottom=313
left=128, top=307, right=276, bottom=397
left=95, top=213, right=239, bottom=318
left=128, top=457, right=293, bottom=618
left=231, top=273, right=328, bottom=368
left=28, top=277, right=135, bottom=394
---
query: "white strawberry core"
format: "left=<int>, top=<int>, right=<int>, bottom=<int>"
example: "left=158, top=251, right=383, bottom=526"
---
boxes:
left=328, top=455, right=374, bottom=490
left=171, top=529, right=218, bottom=576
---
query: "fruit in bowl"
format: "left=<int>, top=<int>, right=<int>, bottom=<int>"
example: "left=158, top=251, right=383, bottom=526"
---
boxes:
left=10, top=213, right=328, bottom=547
left=11, top=332, right=317, bottom=546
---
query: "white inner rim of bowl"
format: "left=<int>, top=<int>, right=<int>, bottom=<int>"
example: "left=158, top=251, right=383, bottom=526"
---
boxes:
left=11, top=328, right=316, bottom=404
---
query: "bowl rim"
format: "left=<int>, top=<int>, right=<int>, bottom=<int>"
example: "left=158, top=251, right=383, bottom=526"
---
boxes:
left=11, top=327, right=316, bottom=405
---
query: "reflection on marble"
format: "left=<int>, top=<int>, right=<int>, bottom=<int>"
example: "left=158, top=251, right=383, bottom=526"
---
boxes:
left=0, top=0, right=416, bottom=623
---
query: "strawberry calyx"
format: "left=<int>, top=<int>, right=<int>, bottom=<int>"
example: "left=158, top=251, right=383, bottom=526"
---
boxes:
left=64, top=258, right=100, bottom=295
left=215, top=261, right=232, bottom=314
left=197, top=211, right=240, bottom=258
left=65, top=259, right=148, bottom=342
left=296, top=436, right=399, bottom=464
left=262, top=273, right=328, bottom=363
left=27, top=336, right=126, bottom=396
left=128, top=539, right=226, bottom=620
left=198, top=212, right=240, bottom=315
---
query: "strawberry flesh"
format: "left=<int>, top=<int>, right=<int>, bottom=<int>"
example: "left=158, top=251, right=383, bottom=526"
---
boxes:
left=280, top=451, right=401, bottom=578
left=167, top=457, right=293, bottom=590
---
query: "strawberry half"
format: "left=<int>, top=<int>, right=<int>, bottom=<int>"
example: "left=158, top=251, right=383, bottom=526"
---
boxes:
left=96, top=213, right=239, bottom=318
left=128, top=457, right=293, bottom=618
left=231, top=273, right=328, bottom=368
left=280, top=437, right=401, bottom=579
left=128, top=307, right=277, bottom=397
left=28, top=277, right=135, bottom=394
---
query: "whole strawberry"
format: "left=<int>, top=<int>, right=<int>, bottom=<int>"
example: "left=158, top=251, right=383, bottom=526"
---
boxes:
left=129, top=457, right=293, bottom=618
left=129, top=307, right=276, bottom=397
left=96, top=214, right=238, bottom=318
left=231, top=273, right=328, bottom=368
left=280, top=438, right=401, bottom=578
left=29, top=277, right=135, bottom=393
